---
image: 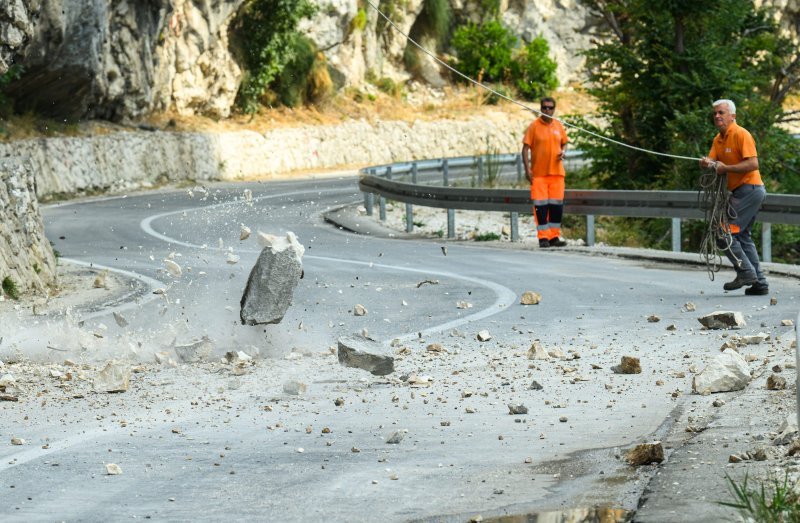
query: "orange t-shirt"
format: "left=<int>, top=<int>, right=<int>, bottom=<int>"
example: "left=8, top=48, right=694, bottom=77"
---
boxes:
left=523, top=117, right=568, bottom=178
left=708, top=121, right=762, bottom=191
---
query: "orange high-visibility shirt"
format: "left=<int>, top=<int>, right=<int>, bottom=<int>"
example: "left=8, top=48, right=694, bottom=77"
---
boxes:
left=523, top=117, right=568, bottom=178
left=708, top=121, right=762, bottom=191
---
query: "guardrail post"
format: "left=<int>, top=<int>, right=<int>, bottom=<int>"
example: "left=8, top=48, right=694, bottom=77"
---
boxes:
left=406, top=203, right=413, bottom=232
left=443, top=159, right=449, bottom=187
left=510, top=212, right=519, bottom=242
left=762, top=222, right=772, bottom=263
left=671, top=218, right=681, bottom=252
left=379, top=197, right=387, bottom=222
left=412, top=162, right=418, bottom=184
left=447, top=209, right=455, bottom=239
left=365, top=192, right=374, bottom=217
left=477, top=156, right=484, bottom=187
left=586, top=215, right=595, bottom=246
left=516, top=154, right=523, bottom=183
left=385, top=165, right=392, bottom=180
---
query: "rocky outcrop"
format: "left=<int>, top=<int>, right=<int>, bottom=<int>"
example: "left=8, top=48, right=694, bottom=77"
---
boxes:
left=0, top=159, right=57, bottom=295
left=0, top=114, right=528, bottom=199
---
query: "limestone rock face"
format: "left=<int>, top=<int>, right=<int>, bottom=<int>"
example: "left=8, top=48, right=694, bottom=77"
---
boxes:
left=0, top=159, right=57, bottom=294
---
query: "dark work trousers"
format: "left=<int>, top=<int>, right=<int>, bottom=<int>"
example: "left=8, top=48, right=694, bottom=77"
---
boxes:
left=717, top=184, right=767, bottom=284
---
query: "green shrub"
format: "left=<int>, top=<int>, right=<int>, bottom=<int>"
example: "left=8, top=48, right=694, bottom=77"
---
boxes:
left=451, top=20, right=517, bottom=83
left=273, top=35, right=331, bottom=107
left=376, top=77, right=403, bottom=97
left=351, top=8, right=368, bottom=32
left=474, top=232, right=501, bottom=241
left=515, top=36, right=558, bottom=100
left=0, top=66, right=22, bottom=117
left=2, top=276, right=19, bottom=300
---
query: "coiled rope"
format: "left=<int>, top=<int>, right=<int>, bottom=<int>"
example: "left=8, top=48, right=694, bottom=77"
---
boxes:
left=366, top=0, right=734, bottom=278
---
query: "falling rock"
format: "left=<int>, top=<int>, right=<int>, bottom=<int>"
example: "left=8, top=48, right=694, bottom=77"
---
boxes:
left=456, top=301, right=473, bottom=309
left=742, top=333, right=769, bottom=345
left=477, top=330, right=492, bottom=342
left=240, top=232, right=304, bottom=325
left=240, top=225, right=251, bottom=241
left=113, top=312, right=128, bottom=328
left=225, top=351, right=253, bottom=364
left=683, top=302, right=696, bottom=312
left=520, top=291, right=542, bottom=305
left=612, top=356, right=641, bottom=374
left=11, top=437, right=25, bottom=445
left=93, top=361, right=131, bottom=393
left=781, top=319, right=794, bottom=327
left=767, top=374, right=787, bottom=390
left=698, top=311, right=746, bottom=329
left=283, top=380, right=307, bottom=396
left=354, top=304, right=368, bottom=316
left=174, top=336, right=214, bottom=363
left=106, top=463, right=123, bottom=475
left=692, top=349, right=750, bottom=394
left=508, top=404, right=529, bottom=415
left=154, top=351, right=174, bottom=366
left=625, top=442, right=664, bottom=465
left=529, top=380, right=543, bottom=390
left=647, top=315, right=660, bottom=323
left=337, top=334, right=395, bottom=376
left=527, top=341, right=549, bottom=360
left=164, top=259, right=182, bottom=278
left=226, top=253, right=240, bottom=265
left=386, top=430, right=406, bottom=444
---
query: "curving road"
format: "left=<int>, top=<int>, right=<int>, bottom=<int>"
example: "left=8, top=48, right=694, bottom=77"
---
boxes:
left=1, top=173, right=796, bottom=521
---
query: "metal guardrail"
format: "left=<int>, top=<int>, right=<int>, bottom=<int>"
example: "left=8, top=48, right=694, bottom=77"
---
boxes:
left=358, top=152, right=800, bottom=262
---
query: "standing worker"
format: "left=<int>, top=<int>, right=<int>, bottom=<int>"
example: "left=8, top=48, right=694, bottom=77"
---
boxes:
left=699, top=99, right=769, bottom=295
left=522, top=97, right=569, bottom=248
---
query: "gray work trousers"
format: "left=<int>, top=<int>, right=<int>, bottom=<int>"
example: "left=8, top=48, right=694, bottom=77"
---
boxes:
left=716, top=184, right=767, bottom=284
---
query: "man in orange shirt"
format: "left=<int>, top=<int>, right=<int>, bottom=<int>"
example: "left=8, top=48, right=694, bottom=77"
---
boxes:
left=699, top=99, right=768, bottom=295
left=522, top=97, right=569, bottom=248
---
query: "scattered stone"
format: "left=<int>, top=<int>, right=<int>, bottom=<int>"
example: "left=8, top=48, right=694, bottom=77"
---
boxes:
left=456, top=301, right=473, bottom=309
left=742, top=333, right=769, bottom=345
left=698, top=311, right=746, bottom=330
left=334, top=398, right=345, bottom=407
left=683, top=302, right=696, bottom=312
left=476, top=330, right=492, bottom=342
left=527, top=341, right=549, bottom=360
left=712, top=399, right=726, bottom=407
left=508, top=404, right=528, bottom=415
left=93, top=270, right=109, bottom=288
left=647, top=315, right=660, bottom=323
left=337, top=334, right=395, bottom=376
left=520, top=291, right=542, bottom=305
left=440, top=421, right=450, bottom=427
left=386, top=430, right=406, bottom=444
left=113, top=312, right=128, bottom=328
left=770, top=297, right=778, bottom=306
left=426, top=343, right=446, bottom=353
left=0, top=394, right=18, bottom=402
left=174, top=336, right=214, bottom=363
left=226, top=253, right=240, bottom=265
left=240, top=232, right=304, bottom=325
left=692, top=349, right=750, bottom=394
left=240, top=225, right=251, bottom=241
left=729, top=448, right=769, bottom=463
left=524, top=457, right=533, bottom=464
left=612, top=356, right=641, bottom=374
left=11, top=437, right=24, bottom=445
left=154, top=351, right=174, bottom=366
left=225, top=351, right=253, bottom=364
left=93, top=361, right=131, bottom=393
left=354, top=304, right=368, bottom=316
left=548, top=348, right=566, bottom=359
left=407, top=374, right=432, bottom=387
left=666, top=324, right=677, bottom=331
left=772, top=364, right=783, bottom=373
left=767, top=374, right=787, bottom=390
left=559, top=416, right=568, bottom=423
left=164, top=259, right=182, bottom=278
left=775, top=416, right=798, bottom=445
left=283, top=380, right=307, bottom=396
left=106, top=463, right=123, bottom=475
left=529, top=380, right=543, bottom=390
left=781, top=319, right=794, bottom=327
left=625, top=442, right=664, bottom=465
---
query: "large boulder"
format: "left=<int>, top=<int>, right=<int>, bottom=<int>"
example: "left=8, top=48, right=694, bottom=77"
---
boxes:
left=337, top=333, right=395, bottom=375
left=240, top=232, right=304, bottom=326
left=692, top=349, right=751, bottom=394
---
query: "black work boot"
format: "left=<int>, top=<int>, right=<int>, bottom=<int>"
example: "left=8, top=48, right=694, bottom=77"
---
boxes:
left=549, top=238, right=567, bottom=247
left=539, top=239, right=550, bottom=248
left=723, top=274, right=759, bottom=291
left=745, top=282, right=769, bottom=296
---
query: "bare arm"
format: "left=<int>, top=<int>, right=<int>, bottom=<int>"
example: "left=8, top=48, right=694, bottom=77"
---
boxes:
left=522, top=144, right=532, bottom=182
left=713, top=156, right=758, bottom=175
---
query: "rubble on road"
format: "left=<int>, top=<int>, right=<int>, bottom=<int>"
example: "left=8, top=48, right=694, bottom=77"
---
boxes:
left=626, top=442, right=664, bottom=465
left=520, top=291, right=541, bottom=305
left=698, top=311, right=746, bottom=329
left=337, top=333, right=395, bottom=375
left=612, top=356, right=641, bottom=374
left=692, top=349, right=750, bottom=394
left=174, top=336, right=214, bottom=363
left=93, top=360, right=131, bottom=393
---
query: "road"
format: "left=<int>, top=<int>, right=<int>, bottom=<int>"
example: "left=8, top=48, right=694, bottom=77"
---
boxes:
left=1, top=174, right=796, bottom=522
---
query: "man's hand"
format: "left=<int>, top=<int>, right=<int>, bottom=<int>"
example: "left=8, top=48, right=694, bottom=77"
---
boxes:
left=556, top=149, right=565, bottom=161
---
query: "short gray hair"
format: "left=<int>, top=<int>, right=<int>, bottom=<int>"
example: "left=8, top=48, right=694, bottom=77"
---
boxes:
left=713, top=99, right=736, bottom=114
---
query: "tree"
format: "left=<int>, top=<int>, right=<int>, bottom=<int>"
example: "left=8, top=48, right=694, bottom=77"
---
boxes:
left=573, top=0, right=800, bottom=192
left=231, top=0, right=317, bottom=113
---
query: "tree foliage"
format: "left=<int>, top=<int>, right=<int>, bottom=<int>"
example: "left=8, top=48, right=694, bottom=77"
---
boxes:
left=573, top=0, right=800, bottom=191
left=231, top=0, right=317, bottom=113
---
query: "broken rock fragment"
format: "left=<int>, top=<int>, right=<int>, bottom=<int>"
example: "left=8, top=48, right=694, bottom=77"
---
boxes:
left=240, top=232, right=304, bottom=325
left=476, top=330, right=492, bottom=342
left=767, top=374, right=787, bottom=390
left=625, top=442, right=664, bottom=465
left=93, top=361, right=131, bottom=393
left=283, top=380, right=307, bottom=396
left=386, top=430, right=406, bottom=444
left=698, top=311, right=746, bottom=330
left=337, top=334, right=395, bottom=376
left=174, top=336, right=214, bottom=363
left=354, top=304, right=368, bottom=316
left=520, top=291, right=542, bottom=305
left=692, top=349, right=750, bottom=394
left=106, top=463, right=123, bottom=475
left=527, top=341, right=549, bottom=360
left=508, top=404, right=528, bottom=415
left=612, top=356, right=641, bottom=374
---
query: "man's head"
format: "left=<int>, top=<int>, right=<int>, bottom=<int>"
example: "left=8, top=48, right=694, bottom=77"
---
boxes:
left=712, top=99, right=736, bottom=133
left=540, top=97, right=556, bottom=122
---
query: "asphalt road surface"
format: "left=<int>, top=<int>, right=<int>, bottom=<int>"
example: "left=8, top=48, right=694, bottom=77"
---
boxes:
left=1, top=174, right=797, bottom=522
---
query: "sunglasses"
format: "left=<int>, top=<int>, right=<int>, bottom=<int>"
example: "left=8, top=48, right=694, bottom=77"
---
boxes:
left=541, top=106, right=555, bottom=111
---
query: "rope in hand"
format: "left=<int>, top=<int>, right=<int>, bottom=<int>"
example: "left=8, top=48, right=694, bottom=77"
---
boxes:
left=698, top=163, right=740, bottom=280
left=365, top=0, right=733, bottom=279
